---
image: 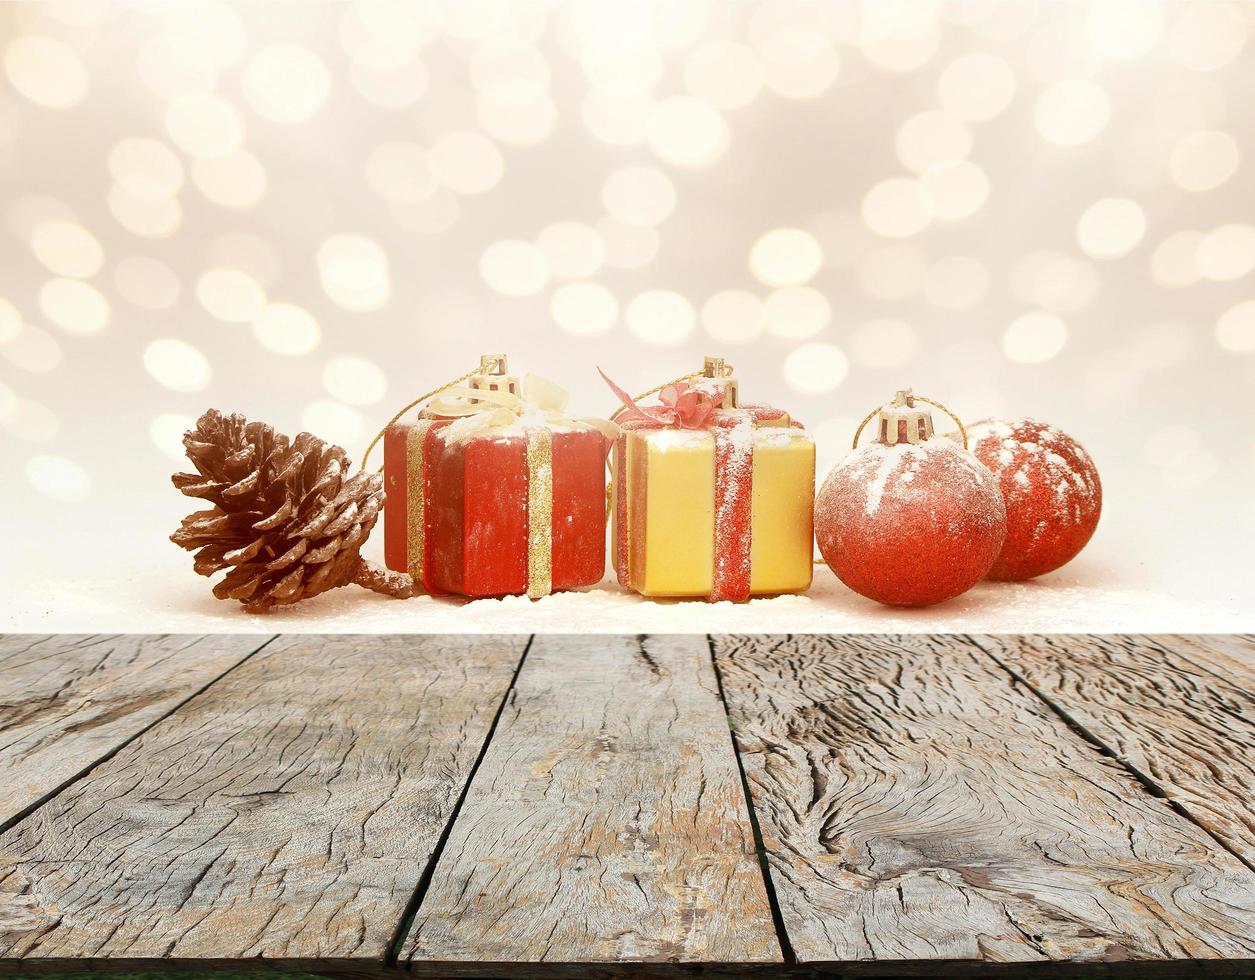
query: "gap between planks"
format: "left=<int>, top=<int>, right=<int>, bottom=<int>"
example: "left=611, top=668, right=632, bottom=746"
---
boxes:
left=966, top=634, right=1255, bottom=877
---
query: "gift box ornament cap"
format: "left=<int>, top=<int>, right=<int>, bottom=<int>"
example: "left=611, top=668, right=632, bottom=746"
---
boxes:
left=703, top=355, right=738, bottom=408
left=468, top=353, right=519, bottom=400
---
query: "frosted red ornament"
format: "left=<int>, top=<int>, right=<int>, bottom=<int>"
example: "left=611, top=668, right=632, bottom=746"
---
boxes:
left=966, top=418, right=1101, bottom=581
left=816, top=392, right=1006, bottom=607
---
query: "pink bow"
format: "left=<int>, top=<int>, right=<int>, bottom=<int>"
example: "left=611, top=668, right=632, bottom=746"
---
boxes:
left=599, top=368, right=718, bottom=429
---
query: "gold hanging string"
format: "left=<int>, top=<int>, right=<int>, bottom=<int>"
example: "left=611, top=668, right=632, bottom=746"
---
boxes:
left=851, top=394, right=967, bottom=450
left=360, top=365, right=480, bottom=471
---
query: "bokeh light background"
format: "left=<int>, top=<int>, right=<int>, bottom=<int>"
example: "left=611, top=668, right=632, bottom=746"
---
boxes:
left=2, top=0, right=1253, bottom=629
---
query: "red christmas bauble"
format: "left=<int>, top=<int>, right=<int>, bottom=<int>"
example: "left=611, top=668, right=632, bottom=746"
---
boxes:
left=967, top=418, right=1101, bottom=581
left=817, top=403, right=1006, bottom=607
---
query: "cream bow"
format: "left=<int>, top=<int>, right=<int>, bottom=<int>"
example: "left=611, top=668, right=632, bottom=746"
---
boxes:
left=429, top=373, right=620, bottom=445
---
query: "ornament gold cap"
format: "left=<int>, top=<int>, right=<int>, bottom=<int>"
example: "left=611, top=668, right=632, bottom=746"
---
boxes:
left=878, top=389, right=934, bottom=445
left=469, top=353, right=519, bottom=399
left=703, top=355, right=738, bottom=408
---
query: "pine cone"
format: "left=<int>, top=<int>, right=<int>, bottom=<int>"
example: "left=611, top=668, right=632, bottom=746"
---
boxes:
left=171, top=409, right=413, bottom=612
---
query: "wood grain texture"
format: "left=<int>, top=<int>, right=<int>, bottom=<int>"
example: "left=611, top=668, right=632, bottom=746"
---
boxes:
left=401, top=634, right=781, bottom=973
left=0, top=634, right=270, bottom=831
left=975, top=634, right=1255, bottom=868
left=0, top=634, right=527, bottom=972
left=712, top=634, right=1255, bottom=969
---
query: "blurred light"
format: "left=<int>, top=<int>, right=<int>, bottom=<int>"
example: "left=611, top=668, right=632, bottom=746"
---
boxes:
left=0, top=296, right=20, bottom=343
left=1003, top=311, right=1067, bottom=363
left=242, top=42, right=331, bottom=124
left=109, top=138, right=184, bottom=200
left=365, top=142, right=436, bottom=204
left=646, top=97, right=729, bottom=168
left=625, top=290, right=695, bottom=346
left=39, top=278, right=109, bottom=335
left=302, top=400, right=367, bottom=453
left=749, top=228, right=822, bottom=287
left=429, top=131, right=503, bottom=194
left=1035, top=79, right=1110, bottom=146
left=602, top=166, right=675, bottom=227
left=597, top=218, right=660, bottom=269
left=208, top=233, right=280, bottom=286
left=196, top=268, right=266, bottom=323
left=253, top=302, right=321, bottom=355
left=164, top=94, right=245, bottom=159
left=684, top=40, right=763, bottom=110
left=1086, top=0, right=1165, bottom=60
left=1167, top=3, right=1247, bottom=72
left=1196, top=224, right=1255, bottom=282
left=582, top=90, right=654, bottom=145
left=1216, top=299, right=1255, bottom=353
left=960, top=0, right=1041, bottom=43
left=850, top=319, right=918, bottom=368
left=858, top=244, right=926, bottom=301
left=478, top=91, right=556, bottom=146
left=701, top=290, right=764, bottom=344
left=1, top=322, right=62, bottom=372
left=1024, top=21, right=1103, bottom=82
left=480, top=239, right=549, bottom=296
left=924, top=256, right=989, bottom=310
left=470, top=42, right=549, bottom=103
left=537, top=222, right=605, bottom=279
left=31, top=221, right=104, bottom=278
left=1168, top=130, right=1240, bottom=192
left=143, top=338, right=210, bottom=391
left=895, top=110, right=971, bottom=173
left=191, top=149, right=267, bottom=209
left=150, top=413, right=195, bottom=459
left=1010, top=250, right=1099, bottom=312
left=760, top=30, right=840, bottom=99
left=579, top=46, right=662, bottom=94
left=762, top=287, right=830, bottom=339
left=9, top=194, right=76, bottom=239
left=338, top=0, right=433, bottom=70
left=4, top=36, right=87, bottom=109
left=937, top=52, right=1016, bottom=121
left=859, top=12, right=940, bottom=74
left=1144, top=229, right=1199, bottom=287
left=114, top=256, right=180, bottom=310
left=2, top=395, right=58, bottom=443
left=350, top=60, right=429, bottom=108
left=322, top=355, right=388, bottom=405
left=137, top=34, right=217, bottom=99
left=862, top=178, right=930, bottom=238
left=783, top=342, right=848, bottom=394
left=317, top=234, right=391, bottom=311
left=26, top=455, right=90, bottom=502
left=390, top=189, right=461, bottom=235
left=163, top=1, right=247, bottom=69
left=107, top=185, right=181, bottom=238
left=1076, top=198, right=1146, bottom=259
left=920, top=161, right=989, bottom=221
left=551, top=282, right=618, bottom=337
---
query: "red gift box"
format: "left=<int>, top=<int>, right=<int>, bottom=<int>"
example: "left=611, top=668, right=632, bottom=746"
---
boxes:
left=383, top=417, right=607, bottom=598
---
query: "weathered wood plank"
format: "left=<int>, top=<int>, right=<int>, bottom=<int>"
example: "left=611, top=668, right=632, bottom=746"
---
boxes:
left=1146, top=635, right=1255, bottom=690
left=0, top=634, right=528, bottom=973
left=712, top=634, right=1255, bottom=969
left=401, top=634, right=780, bottom=973
left=975, top=634, right=1255, bottom=868
left=0, top=634, right=270, bottom=831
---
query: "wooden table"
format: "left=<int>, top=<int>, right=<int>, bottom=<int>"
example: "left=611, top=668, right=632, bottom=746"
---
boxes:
left=1, top=634, right=1251, bottom=978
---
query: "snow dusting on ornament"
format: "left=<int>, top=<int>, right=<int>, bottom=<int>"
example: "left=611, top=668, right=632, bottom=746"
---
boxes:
left=816, top=435, right=1006, bottom=607
left=966, top=417, right=1102, bottom=581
